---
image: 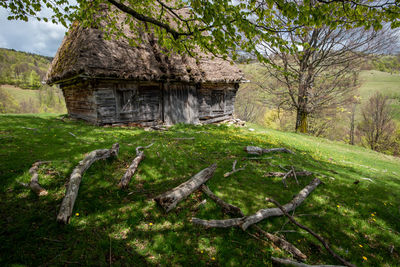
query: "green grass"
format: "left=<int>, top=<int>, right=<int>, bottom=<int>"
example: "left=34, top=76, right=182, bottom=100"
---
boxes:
left=1, top=114, right=399, bottom=266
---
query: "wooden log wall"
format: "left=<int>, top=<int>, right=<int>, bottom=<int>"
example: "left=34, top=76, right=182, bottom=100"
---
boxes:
left=61, top=81, right=98, bottom=123
left=197, top=83, right=238, bottom=121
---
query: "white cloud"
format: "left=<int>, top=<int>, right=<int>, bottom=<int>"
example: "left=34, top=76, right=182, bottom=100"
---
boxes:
left=0, top=7, right=67, bottom=56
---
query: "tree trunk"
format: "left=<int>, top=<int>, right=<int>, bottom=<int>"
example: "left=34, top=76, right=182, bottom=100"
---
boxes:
left=296, top=109, right=308, bottom=133
left=349, top=103, right=356, bottom=145
left=57, top=143, right=119, bottom=224
left=154, top=164, right=217, bottom=212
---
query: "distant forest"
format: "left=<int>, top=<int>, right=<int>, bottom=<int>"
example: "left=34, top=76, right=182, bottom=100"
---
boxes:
left=0, top=48, right=66, bottom=114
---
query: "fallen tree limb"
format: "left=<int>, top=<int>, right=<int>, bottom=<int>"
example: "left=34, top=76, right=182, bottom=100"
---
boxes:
left=244, top=146, right=295, bottom=155
left=154, top=164, right=217, bottom=212
left=200, top=184, right=243, bottom=216
left=28, top=161, right=51, bottom=196
left=271, top=257, right=345, bottom=267
left=241, top=178, right=321, bottom=230
left=57, top=143, right=119, bottom=224
left=265, top=171, right=313, bottom=177
left=194, top=184, right=306, bottom=260
left=282, top=170, right=292, bottom=188
left=191, top=178, right=321, bottom=230
left=267, top=198, right=355, bottom=267
left=118, top=143, right=153, bottom=189
left=292, top=166, right=299, bottom=185
left=224, top=160, right=246, bottom=178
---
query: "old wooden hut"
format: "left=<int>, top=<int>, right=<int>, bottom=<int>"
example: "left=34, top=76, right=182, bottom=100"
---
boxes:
left=46, top=22, right=244, bottom=126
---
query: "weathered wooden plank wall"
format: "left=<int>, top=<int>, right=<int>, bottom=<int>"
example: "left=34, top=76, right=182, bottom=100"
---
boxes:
left=197, top=83, right=237, bottom=121
left=61, top=81, right=98, bottom=123
left=164, top=83, right=199, bottom=125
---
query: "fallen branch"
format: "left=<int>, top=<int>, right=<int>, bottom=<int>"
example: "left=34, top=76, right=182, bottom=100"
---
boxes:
left=173, top=137, right=195, bottom=141
left=69, top=132, right=77, bottom=138
left=57, top=143, right=119, bottom=224
left=118, top=143, right=153, bottom=189
left=154, top=164, right=217, bottom=212
left=241, top=178, right=321, bottom=230
left=200, top=184, right=243, bottom=216
left=271, top=257, right=345, bottom=267
left=195, top=184, right=306, bottom=260
left=265, top=171, right=313, bottom=177
left=244, top=146, right=295, bottom=155
left=224, top=160, right=246, bottom=178
left=267, top=198, right=355, bottom=267
left=292, top=166, right=299, bottom=185
left=191, top=178, right=321, bottom=230
left=28, top=161, right=51, bottom=196
left=282, top=170, right=292, bottom=188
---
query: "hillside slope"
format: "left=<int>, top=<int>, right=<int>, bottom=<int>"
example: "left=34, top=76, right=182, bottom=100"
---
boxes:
left=0, top=114, right=399, bottom=266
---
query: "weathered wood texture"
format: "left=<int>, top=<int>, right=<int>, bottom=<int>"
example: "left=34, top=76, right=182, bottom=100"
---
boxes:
left=62, top=79, right=239, bottom=126
left=28, top=161, right=50, bottom=196
left=118, top=143, right=153, bottom=189
left=198, top=83, right=237, bottom=121
left=244, top=146, right=295, bottom=155
left=191, top=178, right=321, bottom=230
left=61, top=81, right=97, bottom=123
left=164, top=83, right=199, bottom=124
left=154, top=164, right=217, bottom=212
left=57, top=143, right=119, bottom=224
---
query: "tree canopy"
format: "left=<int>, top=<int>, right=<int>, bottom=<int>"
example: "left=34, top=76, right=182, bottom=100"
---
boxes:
left=2, top=0, right=400, bottom=62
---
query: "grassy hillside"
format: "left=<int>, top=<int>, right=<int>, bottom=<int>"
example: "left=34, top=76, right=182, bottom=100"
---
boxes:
left=0, top=48, right=52, bottom=89
left=1, top=114, right=399, bottom=266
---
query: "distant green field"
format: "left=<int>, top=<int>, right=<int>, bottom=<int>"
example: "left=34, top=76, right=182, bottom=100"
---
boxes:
left=0, top=84, right=40, bottom=106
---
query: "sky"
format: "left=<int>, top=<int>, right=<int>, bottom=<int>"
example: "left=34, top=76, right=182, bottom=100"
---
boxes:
left=0, top=7, right=67, bottom=57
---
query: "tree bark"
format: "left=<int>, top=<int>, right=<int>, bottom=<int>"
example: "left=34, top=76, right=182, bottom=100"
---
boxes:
left=57, top=143, right=119, bottom=224
left=154, top=164, right=217, bottom=212
left=200, top=184, right=243, bottom=216
left=29, top=161, right=50, bottom=196
left=244, top=146, right=295, bottom=155
left=118, top=143, right=153, bottom=189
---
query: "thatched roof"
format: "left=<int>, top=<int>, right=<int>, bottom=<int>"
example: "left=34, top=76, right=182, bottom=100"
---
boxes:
left=46, top=19, right=244, bottom=85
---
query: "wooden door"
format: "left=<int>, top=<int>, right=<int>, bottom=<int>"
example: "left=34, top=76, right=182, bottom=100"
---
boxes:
left=164, top=84, right=199, bottom=124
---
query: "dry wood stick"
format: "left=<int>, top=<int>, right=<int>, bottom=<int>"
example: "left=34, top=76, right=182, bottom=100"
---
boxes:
left=194, top=185, right=306, bottom=260
left=292, top=166, right=299, bottom=185
left=271, top=257, right=345, bottom=267
left=154, top=164, right=217, bottom=212
left=118, top=143, right=153, bottom=189
left=244, top=146, right=295, bottom=155
left=265, top=171, right=313, bottom=177
left=28, top=161, right=51, bottom=196
left=282, top=170, right=292, bottom=188
left=266, top=198, right=355, bottom=267
left=57, top=143, right=119, bottom=224
left=223, top=160, right=246, bottom=178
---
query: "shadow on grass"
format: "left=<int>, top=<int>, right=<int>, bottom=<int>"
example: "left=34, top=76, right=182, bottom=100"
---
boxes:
left=0, top=115, right=399, bottom=266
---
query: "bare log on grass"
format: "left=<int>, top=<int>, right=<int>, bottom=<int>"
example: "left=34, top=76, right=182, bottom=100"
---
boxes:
left=191, top=178, right=321, bottom=230
left=194, top=185, right=306, bottom=260
left=267, top=198, right=355, bottom=267
left=28, top=161, right=51, bottom=196
left=118, top=143, right=153, bottom=189
left=224, top=160, right=246, bottom=178
left=271, top=257, right=345, bottom=267
left=154, top=164, right=217, bottom=212
left=57, top=143, right=119, bottom=224
left=244, top=146, right=295, bottom=155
